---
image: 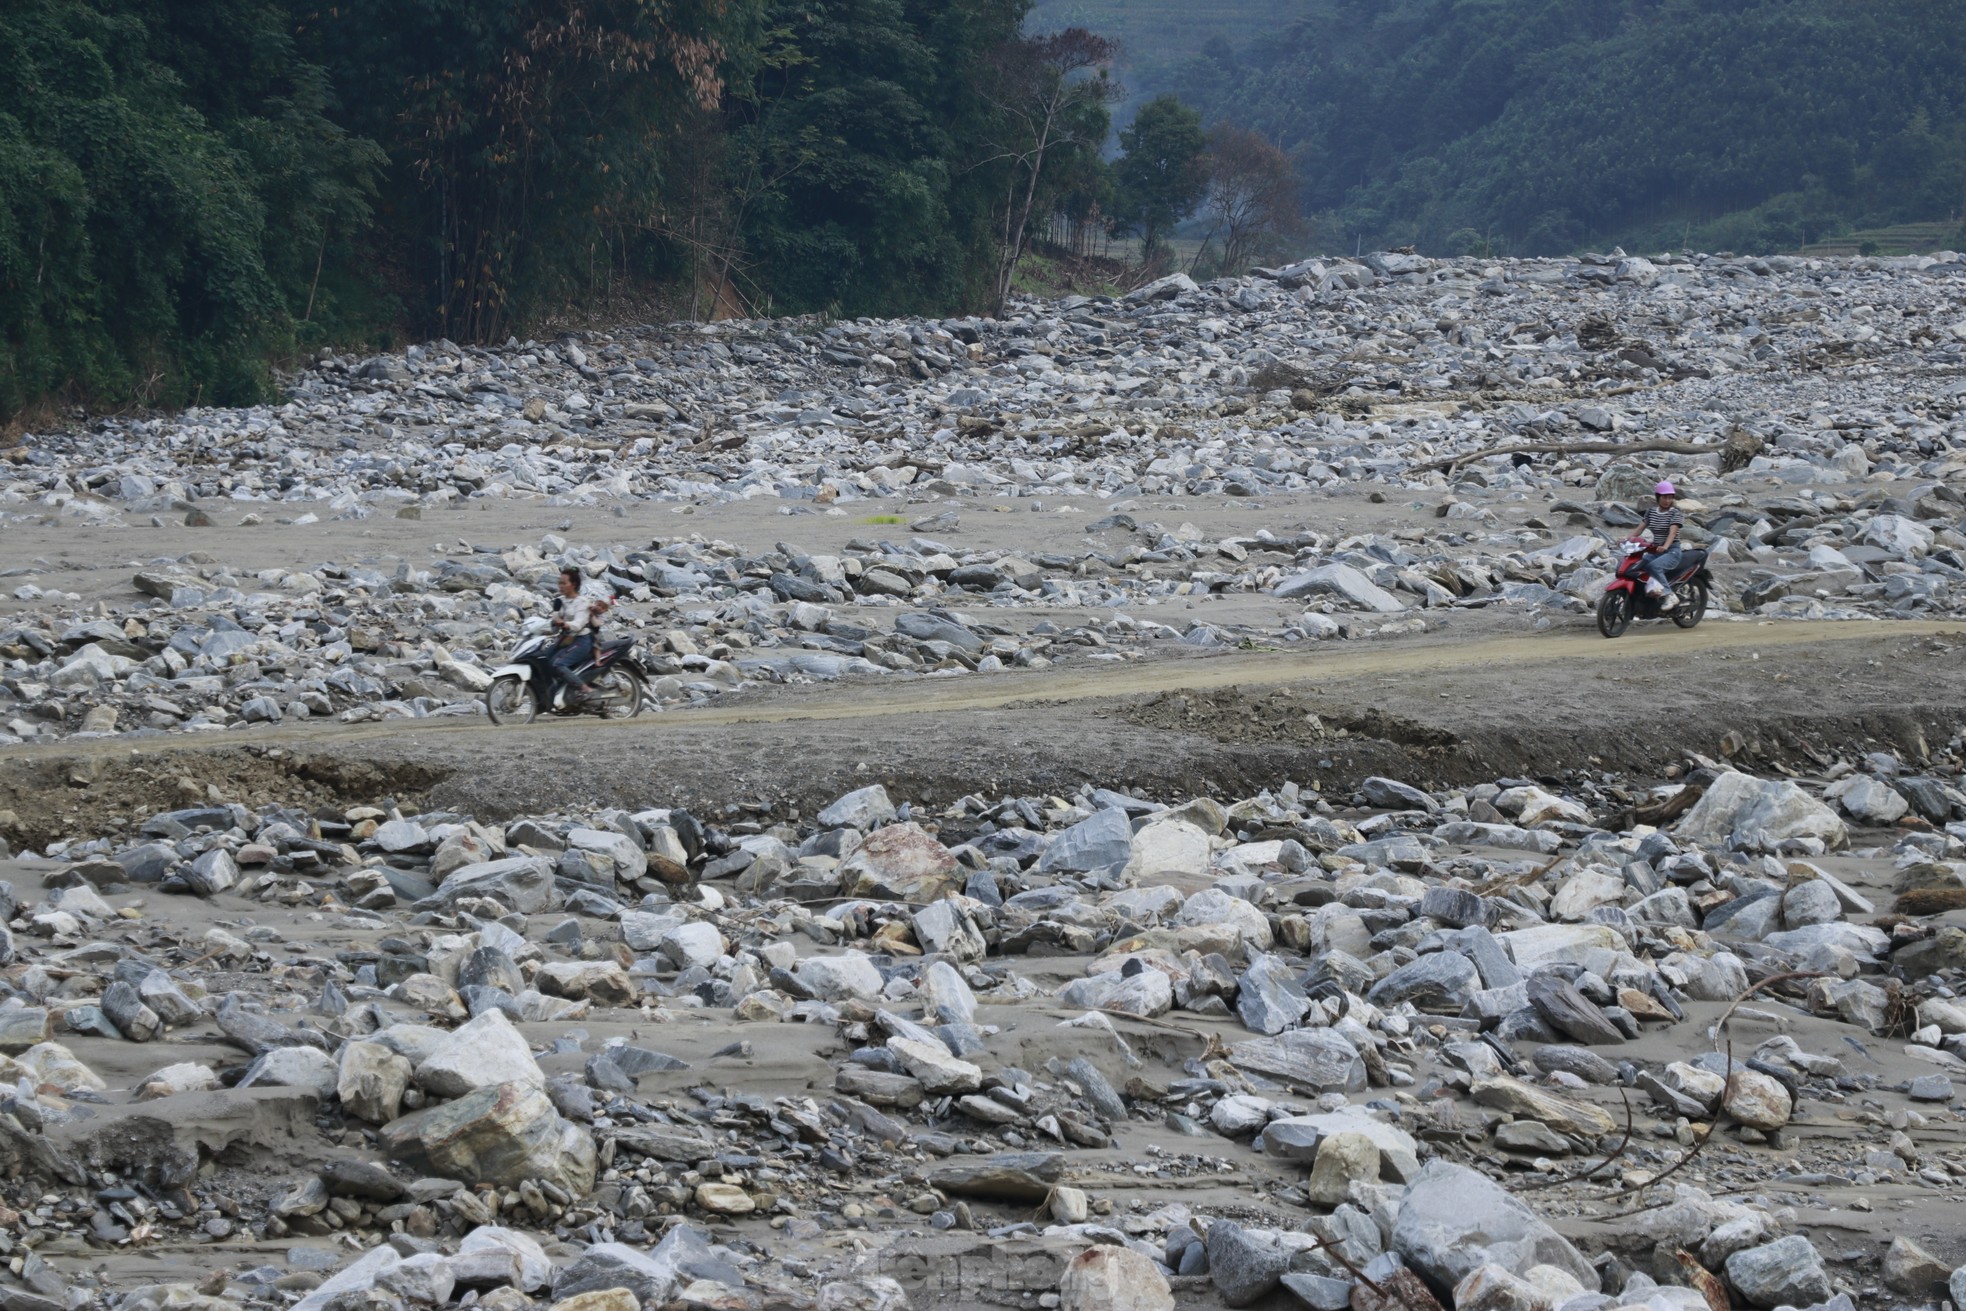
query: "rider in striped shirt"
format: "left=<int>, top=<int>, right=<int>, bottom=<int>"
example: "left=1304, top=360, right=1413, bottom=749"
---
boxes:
left=1640, top=481, right=1683, bottom=610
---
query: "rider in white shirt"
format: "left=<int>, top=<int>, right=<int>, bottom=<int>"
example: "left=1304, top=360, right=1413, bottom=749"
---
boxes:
left=550, top=567, right=609, bottom=698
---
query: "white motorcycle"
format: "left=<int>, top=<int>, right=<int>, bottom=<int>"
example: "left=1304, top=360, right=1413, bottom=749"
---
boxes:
left=484, top=618, right=648, bottom=724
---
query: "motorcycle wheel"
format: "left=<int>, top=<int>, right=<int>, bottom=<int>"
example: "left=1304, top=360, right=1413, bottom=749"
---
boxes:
left=1596, top=590, right=1632, bottom=638
left=590, top=668, right=643, bottom=720
left=485, top=675, right=536, bottom=726
left=1671, top=578, right=1709, bottom=629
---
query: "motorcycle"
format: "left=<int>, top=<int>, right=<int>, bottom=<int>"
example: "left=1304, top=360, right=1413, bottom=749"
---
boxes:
left=484, top=618, right=649, bottom=724
left=1597, top=537, right=1713, bottom=638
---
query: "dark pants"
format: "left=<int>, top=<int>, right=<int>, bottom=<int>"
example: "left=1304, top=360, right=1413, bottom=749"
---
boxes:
left=549, top=634, right=593, bottom=695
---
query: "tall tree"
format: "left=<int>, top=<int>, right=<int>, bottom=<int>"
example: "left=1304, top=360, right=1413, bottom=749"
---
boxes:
left=306, top=0, right=736, bottom=341
left=716, top=0, right=1025, bottom=317
left=1199, top=123, right=1303, bottom=274
left=981, top=27, right=1119, bottom=313
left=1112, top=94, right=1208, bottom=264
left=0, top=0, right=381, bottom=414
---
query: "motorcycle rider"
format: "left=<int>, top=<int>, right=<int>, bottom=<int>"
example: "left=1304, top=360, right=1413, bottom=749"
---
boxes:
left=1640, top=480, right=1683, bottom=611
left=549, top=567, right=609, bottom=703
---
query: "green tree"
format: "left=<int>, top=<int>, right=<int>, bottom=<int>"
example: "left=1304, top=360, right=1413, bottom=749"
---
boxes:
left=305, top=0, right=739, bottom=340
left=1112, top=94, right=1208, bottom=263
left=0, top=0, right=380, bottom=415
left=716, top=0, right=1026, bottom=317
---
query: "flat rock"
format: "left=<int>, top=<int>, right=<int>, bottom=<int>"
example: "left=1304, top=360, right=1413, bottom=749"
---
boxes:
left=927, top=1151, right=1063, bottom=1202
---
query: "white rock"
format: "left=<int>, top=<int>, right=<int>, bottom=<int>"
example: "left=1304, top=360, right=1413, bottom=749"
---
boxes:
left=414, top=1009, right=542, bottom=1097
left=1675, top=773, right=1847, bottom=850
left=1273, top=563, right=1404, bottom=612
left=1175, top=887, right=1272, bottom=950
left=1122, top=818, right=1211, bottom=880
left=796, top=951, right=885, bottom=1001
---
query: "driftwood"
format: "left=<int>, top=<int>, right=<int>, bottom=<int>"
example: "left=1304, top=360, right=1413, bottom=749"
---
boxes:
left=1603, top=775, right=1710, bottom=833
left=1414, top=438, right=1720, bottom=474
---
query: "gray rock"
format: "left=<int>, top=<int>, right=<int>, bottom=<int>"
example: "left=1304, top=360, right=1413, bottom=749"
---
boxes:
left=926, top=1151, right=1063, bottom=1201
left=1205, top=1221, right=1287, bottom=1308
left=1389, top=1160, right=1597, bottom=1292
left=1237, top=953, right=1311, bottom=1034
left=1527, top=972, right=1623, bottom=1045
left=1418, top=886, right=1486, bottom=927
left=421, top=857, right=560, bottom=914
left=1442, top=925, right=1521, bottom=987
left=1785, top=876, right=1840, bottom=927
left=1360, top=776, right=1437, bottom=811
left=795, top=952, right=885, bottom=1001
left=1125, top=272, right=1198, bottom=303
left=183, top=849, right=237, bottom=896
left=101, top=981, right=161, bottom=1042
left=1367, top=952, right=1479, bottom=1013
left=1675, top=773, right=1846, bottom=850
left=1723, top=1235, right=1832, bottom=1308
left=817, top=785, right=896, bottom=829
left=1829, top=773, right=1908, bottom=824
left=1036, top=808, right=1134, bottom=873
left=378, top=1081, right=595, bottom=1195
left=137, top=969, right=204, bottom=1026
left=921, top=959, right=977, bottom=1024
left=1906, top=1073, right=1954, bottom=1102
left=1280, top=1272, right=1353, bottom=1310
left=1228, top=1029, right=1367, bottom=1093
left=1529, top=1045, right=1619, bottom=1085
left=1274, top=563, right=1404, bottom=612
left=1063, top=1056, right=1127, bottom=1122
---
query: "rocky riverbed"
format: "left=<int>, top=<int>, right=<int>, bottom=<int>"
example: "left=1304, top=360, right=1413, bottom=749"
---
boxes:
left=5, top=250, right=1966, bottom=742
left=0, top=753, right=1962, bottom=1311
left=2, top=250, right=1966, bottom=1311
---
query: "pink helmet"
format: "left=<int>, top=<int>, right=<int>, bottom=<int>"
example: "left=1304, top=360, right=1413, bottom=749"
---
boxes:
left=1654, top=480, right=1677, bottom=496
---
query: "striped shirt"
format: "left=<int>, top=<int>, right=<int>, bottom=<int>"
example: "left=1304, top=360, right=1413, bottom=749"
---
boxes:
left=1642, top=505, right=1683, bottom=548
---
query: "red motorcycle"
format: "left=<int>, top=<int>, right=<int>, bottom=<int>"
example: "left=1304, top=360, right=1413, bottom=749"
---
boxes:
left=1597, top=538, right=1712, bottom=637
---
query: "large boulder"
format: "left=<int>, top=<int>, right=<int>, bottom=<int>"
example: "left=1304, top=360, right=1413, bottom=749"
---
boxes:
left=1038, top=808, right=1136, bottom=874
left=414, top=1010, right=543, bottom=1098
left=1724, top=1235, right=1832, bottom=1308
left=338, top=1041, right=414, bottom=1123
left=1390, top=1160, right=1597, bottom=1295
left=565, top=828, right=647, bottom=884
left=420, top=857, right=562, bottom=914
left=1124, top=272, right=1197, bottom=303
left=1059, top=1245, right=1174, bottom=1311
left=380, top=1081, right=595, bottom=1195
left=839, top=823, right=959, bottom=900
left=817, top=785, right=896, bottom=830
left=1227, top=1029, right=1366, bottom=1094
left=1825, top=774, right=1908, bottom=825
left=1675, top=774, right=1846, bottom=851
left=1367, top=952, right=1478, bottom=1012
left=1122, top=819, right=1210, bottom=880
left=1273, top=563, right=1404, bottom=612
left=551, top=1227, right=741, bottom=1304
left=794, top=951, right=886, bottom=1001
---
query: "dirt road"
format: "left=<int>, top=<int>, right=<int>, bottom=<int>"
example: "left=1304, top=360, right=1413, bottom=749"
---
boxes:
left=6, top=617, right=1963, bottom=846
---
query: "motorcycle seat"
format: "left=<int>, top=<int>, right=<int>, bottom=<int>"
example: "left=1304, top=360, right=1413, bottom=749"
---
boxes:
left=1675, top=549, right=1708, bottom=573
left=598, top=636, right=634, bottom=655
